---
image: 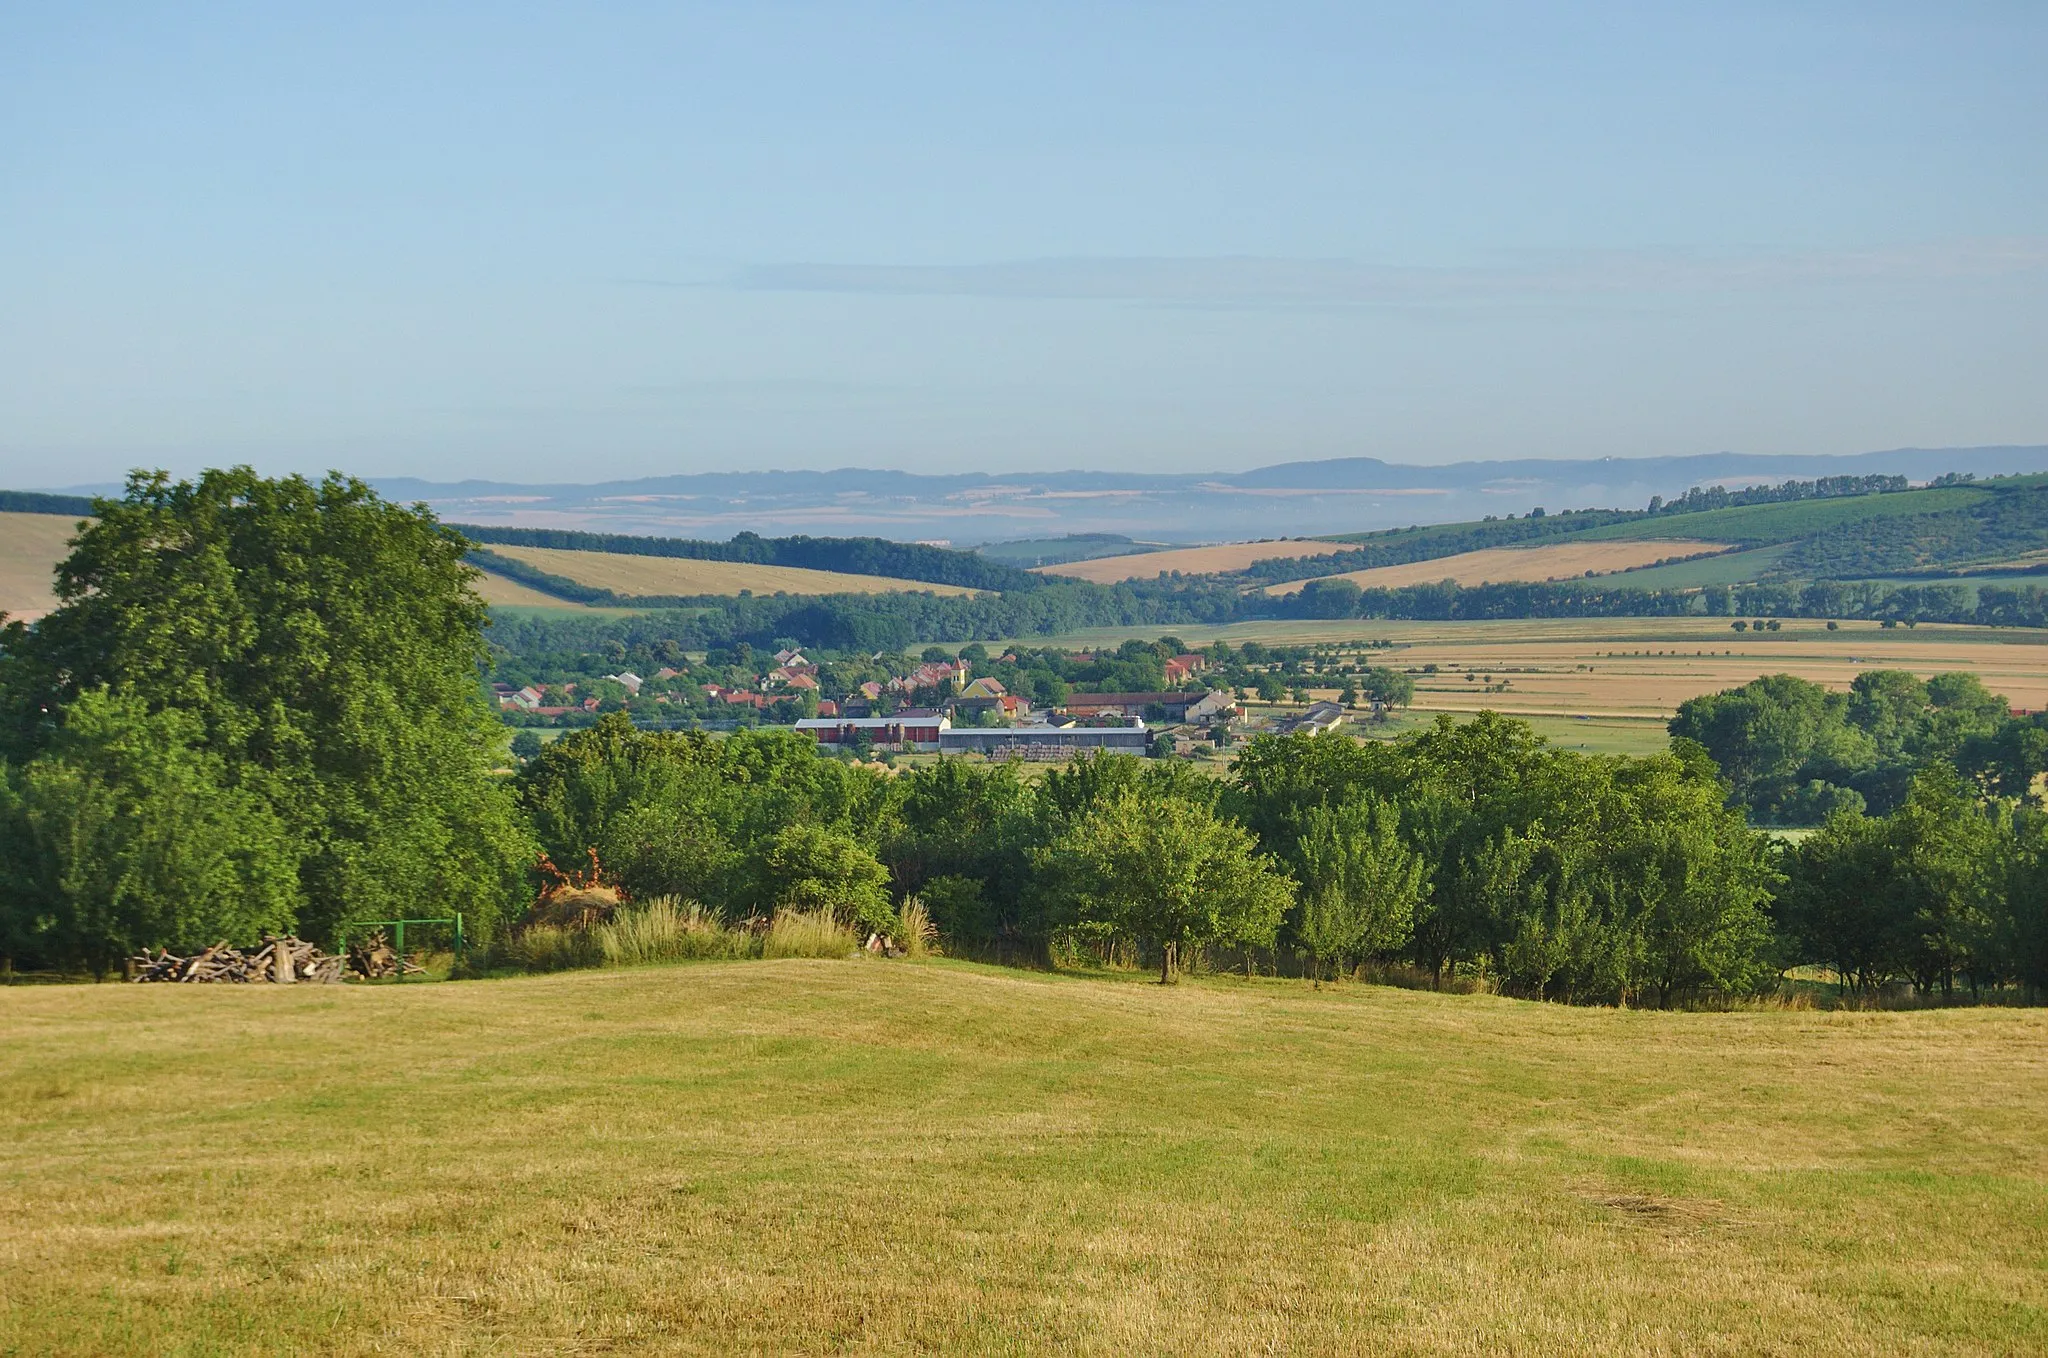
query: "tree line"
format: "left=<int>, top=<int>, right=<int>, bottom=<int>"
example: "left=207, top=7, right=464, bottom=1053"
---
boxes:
left=1671, top=669, right=2046, bottom=824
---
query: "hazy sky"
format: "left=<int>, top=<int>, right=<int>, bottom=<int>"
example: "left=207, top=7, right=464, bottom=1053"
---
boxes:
left=3, top=2, right=2045, bottom=486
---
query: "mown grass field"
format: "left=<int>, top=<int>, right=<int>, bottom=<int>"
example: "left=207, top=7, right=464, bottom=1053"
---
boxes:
left=3, top=961, right=2043, bottom=1355
left=0, top=510, right=85, bottom=623
left=1262, top=540, right=1727, bottom=594
left=488, top=545, right=982, bottom=599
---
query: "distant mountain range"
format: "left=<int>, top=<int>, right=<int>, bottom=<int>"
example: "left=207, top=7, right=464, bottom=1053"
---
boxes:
left=42, top=446, right=2048, bottom=545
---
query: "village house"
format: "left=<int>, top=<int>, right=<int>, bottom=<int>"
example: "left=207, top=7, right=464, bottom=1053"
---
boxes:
left=945, top=676, right=1028, bottom=723
left=888, top=658, right=970, bottom=695
left=1162, top=653, right=1209, bottom=685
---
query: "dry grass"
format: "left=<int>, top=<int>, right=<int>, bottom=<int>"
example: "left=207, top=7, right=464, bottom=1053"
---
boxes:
left=597, top=899, right=751, bottom=965
left=3, top=962, right=2045, bottom=1354
left=760, top=907, right=860, bottom=959
left=1037, top=538, right=1359, bottom=583
left=1263, top=540, right=1730, bottom=594
left=0, top=511, right=85, bottom=623
left=490, top=544, right=981, bottom=599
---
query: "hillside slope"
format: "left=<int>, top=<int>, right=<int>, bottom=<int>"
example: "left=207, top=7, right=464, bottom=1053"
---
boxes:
left=0, top=511, right=82, bottom=622
left=5, top=961, right=2044, bottom=1354
left=484, top=544, right=982, bottom=599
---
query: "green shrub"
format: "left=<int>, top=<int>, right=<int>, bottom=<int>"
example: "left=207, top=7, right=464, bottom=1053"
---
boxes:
left=761, top=907, right=858, bottom=960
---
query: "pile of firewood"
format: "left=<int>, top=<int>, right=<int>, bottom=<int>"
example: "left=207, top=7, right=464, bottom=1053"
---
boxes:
left=130, top=935, right=346, bottom=984
left=346, top=930, right=425, bottom=980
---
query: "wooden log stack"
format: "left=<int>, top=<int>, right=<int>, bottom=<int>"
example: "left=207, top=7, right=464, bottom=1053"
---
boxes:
left=346, top=930, right=426, bottom=980
left=129, top=936, right=346, bottom=984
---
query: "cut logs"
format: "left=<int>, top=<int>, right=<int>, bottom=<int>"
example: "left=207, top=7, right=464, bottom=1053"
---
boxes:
left=346, top=930, right=426, bottom=980
left=130, top=936, right=346, bottom=984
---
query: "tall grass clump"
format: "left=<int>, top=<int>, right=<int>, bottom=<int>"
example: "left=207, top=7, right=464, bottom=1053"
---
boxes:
left=897, top=895, right=938, bottom=959
left=502, top=923, right=604, bottom=973
left=597, top=898, right=752, bottom=965
left=761, top=907, right=858, bottom=960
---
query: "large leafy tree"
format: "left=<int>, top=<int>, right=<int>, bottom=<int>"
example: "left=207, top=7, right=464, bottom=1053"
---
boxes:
left=1294, top=796, right=1426, bottom=980
left=0, top=468, right=531, bottom=942
left=1036, top=786, right=1293, bottom=982
left=0, top=690, right=299, bottom=974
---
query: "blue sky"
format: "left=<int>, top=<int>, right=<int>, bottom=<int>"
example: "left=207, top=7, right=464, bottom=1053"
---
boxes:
left=2, top=2, right=2044, bottom=485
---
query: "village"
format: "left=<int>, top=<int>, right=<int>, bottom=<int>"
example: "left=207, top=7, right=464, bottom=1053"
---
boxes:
left=488, top=637, right=1402, bottom=760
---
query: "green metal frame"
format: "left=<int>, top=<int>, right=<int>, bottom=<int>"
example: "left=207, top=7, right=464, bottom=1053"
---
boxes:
left=340, top=914, right=464, bottom=980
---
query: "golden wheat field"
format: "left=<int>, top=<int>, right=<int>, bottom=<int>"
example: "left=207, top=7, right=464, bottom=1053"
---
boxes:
left=486, top=544, right=980, bottom=599
left=3, top=960, right=2045, bottom=1356
left=1036, top=538, right=1357, bottom=583
left=1263, top=540, right=1730, bottom=594
left=0, top=511, right=86, bottom=623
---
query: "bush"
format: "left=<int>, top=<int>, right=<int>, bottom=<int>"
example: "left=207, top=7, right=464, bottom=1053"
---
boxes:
left=596, top=898, right=751, bottom=965
left=761, top=907, right=858, bottom=959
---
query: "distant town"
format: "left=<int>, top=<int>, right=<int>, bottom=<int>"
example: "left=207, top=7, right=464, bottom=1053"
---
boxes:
left=491, top=637, right=1411, bottom=761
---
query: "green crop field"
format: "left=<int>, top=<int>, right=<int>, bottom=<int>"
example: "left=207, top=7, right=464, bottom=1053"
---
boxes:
left=1598, top=543, right=1795, bottom=590
left=4, top=961, right=2043, bottom=1355
left=1575, top=486, right=1989, bottom=545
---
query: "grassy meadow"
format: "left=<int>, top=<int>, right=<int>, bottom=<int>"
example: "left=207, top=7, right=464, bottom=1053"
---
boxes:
left=3, top=959, right=2044, bottom=1355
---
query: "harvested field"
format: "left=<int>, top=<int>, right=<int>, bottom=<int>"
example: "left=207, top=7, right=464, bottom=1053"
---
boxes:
left=1008, top=617, right=2048, bottom=719
left=6, top=961, right=2046, bottom=1355
left=469, top=566, right=605, bottom=608
left=1263, top=540, right=1729, bottom=594
left=486, top=544, right=981, bottom=599
left=1037, top=538, right=1356, bottom=583
left=0, top=511, right=83, bottom=623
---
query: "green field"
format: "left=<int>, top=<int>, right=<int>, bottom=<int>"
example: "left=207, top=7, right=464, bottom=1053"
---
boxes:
left=4, top=961, right=2043, bottom=1355
left=1576, top=486, right=1989, bottom=545
left=1600, top=543, right=1795, bottom=590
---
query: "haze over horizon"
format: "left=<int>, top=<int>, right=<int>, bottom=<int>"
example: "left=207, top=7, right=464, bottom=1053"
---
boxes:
left=4, top=3, right=2045, bottom=486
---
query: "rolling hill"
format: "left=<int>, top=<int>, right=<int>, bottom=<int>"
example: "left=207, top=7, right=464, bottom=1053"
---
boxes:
left=5, top=960, right=2043, bottom=1354
left=482, top=544, right=981, bottom=599
left=0, top=511, right=84, bottom=622
left=1261, top=540, right=1728, bottom=594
